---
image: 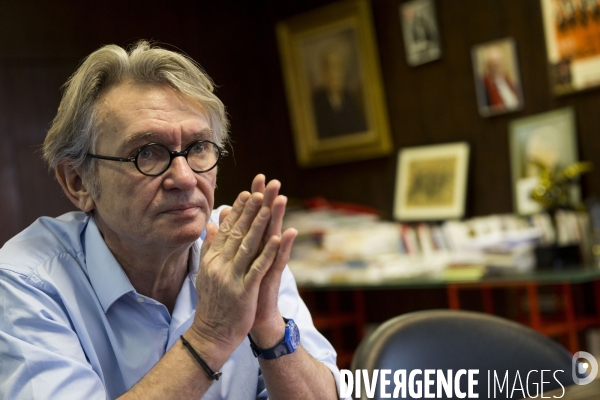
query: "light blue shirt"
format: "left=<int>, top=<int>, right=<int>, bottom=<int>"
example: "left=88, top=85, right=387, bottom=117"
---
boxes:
left=0, top=210, right=343, bottom=399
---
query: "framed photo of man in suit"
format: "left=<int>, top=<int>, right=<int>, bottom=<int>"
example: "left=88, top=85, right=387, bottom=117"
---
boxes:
left=472, top=38, right=524, bottom=117
left=400, top=0, right=442, bottom=67
left=276, top=0, right=393, bottom=167
left=306, top=31, right=368, bottom=141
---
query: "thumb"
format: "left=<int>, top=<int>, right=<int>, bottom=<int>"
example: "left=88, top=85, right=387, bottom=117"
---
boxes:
left=219, top=207, right=232, bottom=225
left=200, top=222, right=219, bottom=257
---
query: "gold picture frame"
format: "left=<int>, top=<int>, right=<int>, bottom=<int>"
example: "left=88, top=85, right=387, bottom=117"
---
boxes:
left=276, top=0, right=393, bottom=167
left=394, top=142, right=470, bottom=221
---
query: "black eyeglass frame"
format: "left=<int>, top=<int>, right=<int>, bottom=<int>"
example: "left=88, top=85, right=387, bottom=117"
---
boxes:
left=87, top=140, right=229, bottom=177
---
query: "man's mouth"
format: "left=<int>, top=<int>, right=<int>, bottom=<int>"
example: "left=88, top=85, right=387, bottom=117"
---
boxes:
left=162, top=204, right=202, bottom=216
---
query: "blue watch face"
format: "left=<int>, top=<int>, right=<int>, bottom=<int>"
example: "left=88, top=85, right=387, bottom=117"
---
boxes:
left=252, top=318, right=300, bottom=359
left=288, top=319, right=300, bottom=348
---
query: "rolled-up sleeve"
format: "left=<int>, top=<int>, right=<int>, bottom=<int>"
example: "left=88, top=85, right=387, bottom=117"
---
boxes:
left=255, top=266, right=349, bottom=399
left=0, top=266, right=106, bottom=400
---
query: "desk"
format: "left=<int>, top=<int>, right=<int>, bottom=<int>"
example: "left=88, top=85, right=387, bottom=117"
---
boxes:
left=445, top=269, right=600, bottom=354
left=541, top=380, right=600, bottom=399
left=298, top=268, right=600, bottom=366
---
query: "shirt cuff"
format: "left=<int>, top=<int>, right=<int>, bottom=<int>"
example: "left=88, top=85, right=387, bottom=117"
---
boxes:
left=321, top=361, right=352, bottom=400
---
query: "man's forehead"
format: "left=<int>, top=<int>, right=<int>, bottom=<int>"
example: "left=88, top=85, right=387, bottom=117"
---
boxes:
left=98, top=81, right=207, bottom=115
left=94, top=81, right=212, bottom=149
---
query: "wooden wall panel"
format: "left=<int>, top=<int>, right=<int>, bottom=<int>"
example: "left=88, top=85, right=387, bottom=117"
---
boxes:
left=0, top=64, right=78, bottom=243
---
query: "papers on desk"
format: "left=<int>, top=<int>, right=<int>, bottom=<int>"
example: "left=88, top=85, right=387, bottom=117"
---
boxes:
left=284, top=209, right=591, bottom=285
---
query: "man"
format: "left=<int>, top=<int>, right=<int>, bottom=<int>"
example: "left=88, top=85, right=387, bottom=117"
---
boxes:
left=481, top=46, right=521, bottom=113
left=409, top=9, right=436, bottom=55
left=312, top=47, right=367, bottom=139
left=0, top=41, right=342, bottom=399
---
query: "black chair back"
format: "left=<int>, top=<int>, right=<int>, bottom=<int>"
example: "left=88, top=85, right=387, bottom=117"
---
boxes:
left=350, top=310, right=574, bottom=399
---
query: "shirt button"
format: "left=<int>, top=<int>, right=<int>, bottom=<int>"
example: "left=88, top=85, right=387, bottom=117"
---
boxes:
left=136, top=297, right=145, bottom=303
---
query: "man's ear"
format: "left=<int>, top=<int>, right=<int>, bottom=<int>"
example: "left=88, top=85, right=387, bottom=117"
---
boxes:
left=55, top=162, right=96, bottom=212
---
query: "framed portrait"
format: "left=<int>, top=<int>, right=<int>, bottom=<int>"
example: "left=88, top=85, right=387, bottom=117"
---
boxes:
left=399, top=0, right=442, bottom=67
left=540, top=0, right=600, bottom=95
left=471, top=37, right=524, bottom=117
left=276, top=0, right=393, bottom=167
left=393, top=142, right=470, bottom=221
left=509, top=108, right=579, bottom=215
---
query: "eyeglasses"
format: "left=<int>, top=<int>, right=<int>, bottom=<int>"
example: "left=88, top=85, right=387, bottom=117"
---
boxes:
left=87, top=140, right=229, bottom=177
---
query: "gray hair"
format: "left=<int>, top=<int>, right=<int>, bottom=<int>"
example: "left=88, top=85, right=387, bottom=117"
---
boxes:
left=43, top=40, right=229, bottom=197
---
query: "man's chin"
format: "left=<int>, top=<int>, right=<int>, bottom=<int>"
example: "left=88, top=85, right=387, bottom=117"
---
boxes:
left=155, top=215, right=208, bottom=245
left=158, top=228, right=204, bottom=248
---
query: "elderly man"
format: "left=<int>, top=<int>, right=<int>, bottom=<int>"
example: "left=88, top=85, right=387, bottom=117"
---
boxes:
left=312, top=47, right=367, bottom=139
left=0, top=41, right=342, bottom=399
left=481, top=46, right=520, bottom=112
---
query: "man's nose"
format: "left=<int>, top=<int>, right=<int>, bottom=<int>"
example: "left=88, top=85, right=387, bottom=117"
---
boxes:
left=162, top=155, right=197, bottom=190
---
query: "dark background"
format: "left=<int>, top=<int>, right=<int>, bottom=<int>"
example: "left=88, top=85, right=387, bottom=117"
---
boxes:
left=1, top=0, right=599, bottom=246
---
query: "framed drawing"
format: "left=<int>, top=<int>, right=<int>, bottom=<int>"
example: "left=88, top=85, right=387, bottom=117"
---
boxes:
left=509, top=108, right=579, bottom=215
left=276, top=0, right=393, bottom=167
left=399, top=0, right=442, bottom=67
left=540, top=0, right=600, bottom=95
left=471, top=37, right=524, bottom=117
left=394, top=142, right=470, bottom=221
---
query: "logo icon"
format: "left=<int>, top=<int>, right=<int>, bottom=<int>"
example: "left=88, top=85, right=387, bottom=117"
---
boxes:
left=572, top=351, right=598, bottom=385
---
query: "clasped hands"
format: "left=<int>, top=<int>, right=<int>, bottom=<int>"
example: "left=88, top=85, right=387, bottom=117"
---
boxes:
left=192, top=174, right=297, bottom=356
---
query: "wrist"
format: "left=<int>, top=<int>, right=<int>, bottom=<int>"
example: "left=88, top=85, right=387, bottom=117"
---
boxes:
left=180, top=335, right=222, bottom=381
left=249, top=317, right=287, bottom=349
left=249, top=318, right=301, bottom=360
left=186, top=323, right=235, bottom=371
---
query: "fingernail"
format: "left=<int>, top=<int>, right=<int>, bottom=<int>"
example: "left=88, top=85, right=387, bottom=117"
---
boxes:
left=239, top=192, right=251, bottom=203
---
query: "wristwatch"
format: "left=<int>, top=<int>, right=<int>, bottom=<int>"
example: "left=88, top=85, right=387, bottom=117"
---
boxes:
left=248, top=318, right=300, bottom=359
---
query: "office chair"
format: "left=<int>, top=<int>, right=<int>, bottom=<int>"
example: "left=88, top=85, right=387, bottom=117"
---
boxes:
left=350, top=310, right=575, bottom=399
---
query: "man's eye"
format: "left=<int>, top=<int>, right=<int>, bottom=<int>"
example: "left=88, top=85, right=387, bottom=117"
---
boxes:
left=139, top=148, right=153, bottom=159
left=191, top=143, right=206, bottom=153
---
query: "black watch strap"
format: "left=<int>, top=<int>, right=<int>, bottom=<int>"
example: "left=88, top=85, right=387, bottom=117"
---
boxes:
left=248, top=317, right=300, bottom=360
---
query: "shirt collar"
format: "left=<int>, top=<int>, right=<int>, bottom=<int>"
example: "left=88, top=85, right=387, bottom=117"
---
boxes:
left=84, top=216, right=136, bottom=313
left=84, top=216, right=205, bottom=313
left=187, top=240, right=201, bottom=286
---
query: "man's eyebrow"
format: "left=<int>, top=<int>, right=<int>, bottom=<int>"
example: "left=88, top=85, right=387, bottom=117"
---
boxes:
left=190, top=129, right=214, bottom=141
left=115, top=132, right=157, bottom=154
left=121, top=132, right=157, bottom=147
left=118, top=128, right=215, bottom=151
